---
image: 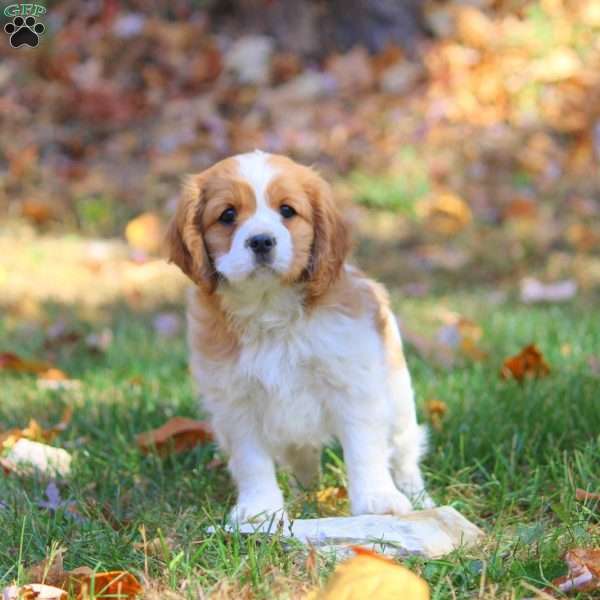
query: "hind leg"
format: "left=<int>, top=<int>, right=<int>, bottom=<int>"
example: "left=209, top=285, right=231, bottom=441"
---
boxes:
left=282, top=444, right=321, bottom=489
left=391, top=424, right=435, bottom=509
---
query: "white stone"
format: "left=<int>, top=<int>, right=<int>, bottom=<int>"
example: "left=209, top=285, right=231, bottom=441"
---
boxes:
left=217, top=506, right=484, bottom=559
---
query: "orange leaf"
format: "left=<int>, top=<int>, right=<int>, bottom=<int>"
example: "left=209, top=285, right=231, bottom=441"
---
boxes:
left=576, top=488, right=600, bottom=502
left=136, top=417, right=213, bottom=456
left=500, top=344, right=550, bottom=381
left=424, top=399, right=448, bottom=431
left=551, top=548, right=600, bottom=593
left=71, top=570, right=142, bottom=599
left=39, top=368, right=69, bottom=381
left=0, top=352, right=52, bottom=375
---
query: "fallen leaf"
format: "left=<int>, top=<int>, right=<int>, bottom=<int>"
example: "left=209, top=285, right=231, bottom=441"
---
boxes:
left=72, top=570, right=142, bottom=599
left=308, top=546, right=429, bottom=599
left=26, top=549, right=66, bottom=586
left=38, top=368, right=69, bottom=381
left=10, top=557, right=142, bottom=600
left=0, top=352, right=52, bottom=375
left=2, top=583, right=67, bottom=599
left=503, top=198, right=538, bottom=221
left=416, top=193, right=472, bottom=236
left=125, top=212, right=164, bottom=254
left=424, top=399, right=448, bottom=432
left=2, top=439, right=72, bottom=478
left=21, top=199, right=56, bottom=226
left=1, top=407, right=73, bottom=449
left=136, top=417, right=213, bottom=456
left=501, top=344, right=550, bottom=381
left=550, top=548, right=600, bottom=593
left=576, top=489, right=600, bottom=502
left=314, top=487, right=349, bottom=516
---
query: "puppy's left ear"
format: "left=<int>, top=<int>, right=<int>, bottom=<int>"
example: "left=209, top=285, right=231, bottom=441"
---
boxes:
left=304, top=173, right=350, bottom=304
left=165, top=174, right=218, bottom=294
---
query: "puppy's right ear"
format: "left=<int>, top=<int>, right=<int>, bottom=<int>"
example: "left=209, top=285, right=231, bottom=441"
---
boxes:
left=166, top=174, right=217, bottom=293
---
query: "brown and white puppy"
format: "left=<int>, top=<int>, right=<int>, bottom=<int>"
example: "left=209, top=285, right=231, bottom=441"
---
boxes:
left=167, top=150, right=433, bottom=523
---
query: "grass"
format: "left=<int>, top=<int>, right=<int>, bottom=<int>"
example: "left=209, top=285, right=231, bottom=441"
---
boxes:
left=0, top=290, right=599, bottom=598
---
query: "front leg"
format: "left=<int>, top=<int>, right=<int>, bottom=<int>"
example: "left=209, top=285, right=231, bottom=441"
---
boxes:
left=227, top=432, right=286, bottom=525
left=338, top=419, right=413, bottom=516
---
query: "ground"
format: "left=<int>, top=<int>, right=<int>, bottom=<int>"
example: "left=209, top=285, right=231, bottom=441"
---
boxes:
left=0, top=229, right=598, bottom=599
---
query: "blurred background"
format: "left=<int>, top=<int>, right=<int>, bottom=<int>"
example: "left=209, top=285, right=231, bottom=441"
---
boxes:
left=1, top=0, right=599, bottom=318
left=1, top=4, right=599, bottom=593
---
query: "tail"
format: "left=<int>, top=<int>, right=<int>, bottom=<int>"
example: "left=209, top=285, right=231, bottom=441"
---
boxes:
left=392, top=423, right=429, bottom=467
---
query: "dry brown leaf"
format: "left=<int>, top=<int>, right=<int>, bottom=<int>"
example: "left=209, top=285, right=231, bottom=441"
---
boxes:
left=308, top=546, right=429, bottom=599
left=550, top=548, right=600, bottom=594
left=575, top=489, right=600, bottom=502
left=26, top=549, right=66, bottom=586
left=136, top=417, right=213, bottom=456
left=500, top=344, right=550, bottom=381
left=125, top=212, right=164, bottom=254
left=424, top=399, right=448, bottom=432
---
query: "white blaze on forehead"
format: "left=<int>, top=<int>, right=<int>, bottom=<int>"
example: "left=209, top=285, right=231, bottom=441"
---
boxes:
left=235, top=150, right=278, bottom=210
left=216, top=150, right=293, bottom=281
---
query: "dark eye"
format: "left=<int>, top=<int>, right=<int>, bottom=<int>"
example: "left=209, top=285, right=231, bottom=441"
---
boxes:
left=280, top=204, right=296, bottom=219
left=218, top=207, right=236, bottom=224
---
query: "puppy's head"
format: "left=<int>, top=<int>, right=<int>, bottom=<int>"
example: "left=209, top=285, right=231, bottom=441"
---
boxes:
left=167, top=151, right=349, bottom=302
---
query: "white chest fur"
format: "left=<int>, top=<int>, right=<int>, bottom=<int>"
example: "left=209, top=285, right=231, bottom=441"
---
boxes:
left=187, top=277, right=390, bottom=452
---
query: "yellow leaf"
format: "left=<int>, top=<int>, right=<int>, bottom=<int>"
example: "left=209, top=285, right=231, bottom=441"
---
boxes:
left=125, top=212, right=164, bottom=254
left=310, top=547, right=429, bottom=600
left=417, top=193, right=472, bottom=236
left=314, top=487, right=349, bottom=516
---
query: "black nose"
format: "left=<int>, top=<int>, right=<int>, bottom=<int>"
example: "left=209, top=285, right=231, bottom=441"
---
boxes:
left=247, top=233, right=277, bottom=255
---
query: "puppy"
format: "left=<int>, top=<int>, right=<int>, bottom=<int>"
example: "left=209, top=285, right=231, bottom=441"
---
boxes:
left=167, top=151, right=433, bottom=523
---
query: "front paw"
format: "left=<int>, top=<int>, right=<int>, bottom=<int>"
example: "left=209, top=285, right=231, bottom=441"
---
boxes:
left=229, top=493, right=287, bottom=526
left=351, top=489, right=413, bottom=516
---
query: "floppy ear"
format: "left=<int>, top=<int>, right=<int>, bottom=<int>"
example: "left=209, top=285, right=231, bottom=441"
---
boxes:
left=304, top=173, right=350, bottom=304
left=165, top=174, right=218, bottom=294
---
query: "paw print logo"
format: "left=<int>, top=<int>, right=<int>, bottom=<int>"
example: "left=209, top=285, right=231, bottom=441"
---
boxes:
left=4, top=15, right=45, bottom=48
